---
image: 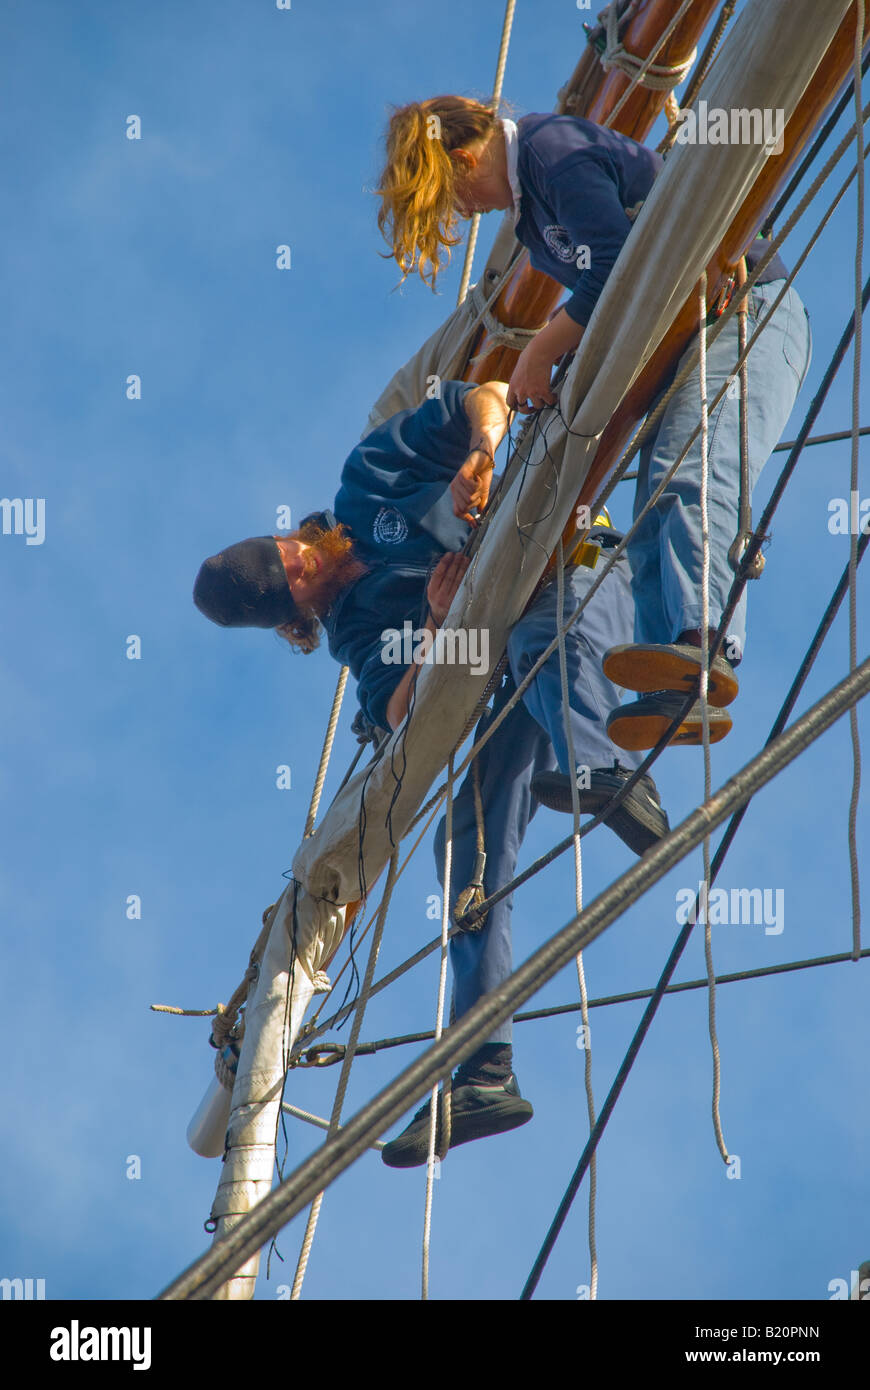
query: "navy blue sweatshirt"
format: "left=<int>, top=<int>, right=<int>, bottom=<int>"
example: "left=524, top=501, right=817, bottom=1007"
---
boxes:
left=513, top=113, right=786, bottom=326
left=323, top=380, right=475, bottom=730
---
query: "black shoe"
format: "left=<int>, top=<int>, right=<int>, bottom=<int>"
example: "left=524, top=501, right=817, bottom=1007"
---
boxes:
left=607, top=691, right=733, bottom=750
left=531, top=765, right=669, bottom=855
left=603, top=642, right=739, bottom=708
left=381, top=1074, right=533, bottom=1169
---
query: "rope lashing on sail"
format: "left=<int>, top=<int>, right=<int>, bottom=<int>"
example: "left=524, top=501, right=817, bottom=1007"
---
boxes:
left=472, top=306, right=545, bottom=357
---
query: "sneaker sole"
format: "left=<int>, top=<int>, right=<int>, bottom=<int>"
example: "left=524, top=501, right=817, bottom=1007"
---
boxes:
left=607, top=706, right=733, bottom=750
left=603, top=644, right=738, bottom=708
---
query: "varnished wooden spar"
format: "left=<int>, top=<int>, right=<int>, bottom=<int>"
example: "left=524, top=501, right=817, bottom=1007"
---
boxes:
left=465, top=0, right=722, bottom=386
left=568, top=2, right=870, bottom=524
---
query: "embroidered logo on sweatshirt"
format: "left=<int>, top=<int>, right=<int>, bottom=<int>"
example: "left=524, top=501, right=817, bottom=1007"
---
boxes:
left=543, top=224, right=578, bottom=263
left=373, top=506, right=409, bottom=545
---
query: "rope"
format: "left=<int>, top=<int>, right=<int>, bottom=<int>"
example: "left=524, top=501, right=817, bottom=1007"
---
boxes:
left=279, top=1100, right=386, bottom=1151
left=659, top=0, right=737, bottom=153
left=456, top=0, right=517, bottom=307
left=727, top=259, right=762, bottom=577
left=304, top=666, right=349, bottom=838
left=422, top=753, right=455, bottom=1300
left=289, top=849, right=400, bottom=1300
left=475, top=306, right=543, bottom=355
left=697, top=273, right=730, bottom=1167
left=848, top=1, right=865, bottom=961
left=556, top=541, right=598, bottom=1299
left=454, top=755, right=487, bottom=924
left=762, top=46, right=870, bottom=239
left=601, top=0, right=697, bottom=132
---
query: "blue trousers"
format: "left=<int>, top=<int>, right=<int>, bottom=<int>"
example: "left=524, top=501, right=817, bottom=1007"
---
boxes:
left=435, top=551, right=641, bottom=1045
left=628, top=279, right=811, bottom=659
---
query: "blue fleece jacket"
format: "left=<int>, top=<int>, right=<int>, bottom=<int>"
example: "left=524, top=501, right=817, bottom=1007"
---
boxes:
left=513, top=114, right=786, bottom=326
left=323, top=380, right=475, bottom=730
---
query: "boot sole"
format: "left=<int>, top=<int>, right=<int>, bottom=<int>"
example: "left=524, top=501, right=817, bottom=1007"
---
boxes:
left=607, top=706, right=732, bottom=750
left=603, top=644, right=738, bottom=707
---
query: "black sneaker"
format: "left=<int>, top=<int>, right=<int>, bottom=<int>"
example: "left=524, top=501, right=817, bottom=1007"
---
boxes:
left=607, top=691, right=733, bottom=750
left=381, top=1074, right=533, bottom=1169
left=603, top=642, right=739, bottom=708
left=531, top=765, right=669, bottom=855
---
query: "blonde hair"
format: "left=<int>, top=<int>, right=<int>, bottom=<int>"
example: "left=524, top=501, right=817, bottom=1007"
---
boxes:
left=376, top=95, right=500, bottom=290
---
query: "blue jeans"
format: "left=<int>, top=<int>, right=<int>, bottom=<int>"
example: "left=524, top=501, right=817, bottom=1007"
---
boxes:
left=627, top=279, right=811, bottom=659
left=435, top=549, right=641, bottom=1045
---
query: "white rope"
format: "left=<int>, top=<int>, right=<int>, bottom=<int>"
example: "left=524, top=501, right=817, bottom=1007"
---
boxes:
left=601, top=0, right=697, bottom=131
left=456, top=0, right=517, bottom=307
left=279, top=1100, right=386, bottom=1151
left=422, top=753, right=455, bottom=1299
left=289, top=850, right=400, bottom=1299
left=698, top=273, right=730, bottom=1166
left=556, top=541, right=598, bottom=1300
left=848, top=0, right=865, bottom=961
left=304, top=666, right=348, bottom=838
left=477, top=306, right=543, bottom=354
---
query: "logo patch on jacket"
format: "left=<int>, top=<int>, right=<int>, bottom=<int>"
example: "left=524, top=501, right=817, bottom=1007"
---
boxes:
left=543, top=224, right=578, bottom=263
left=373, top=506, right=409, bottom=545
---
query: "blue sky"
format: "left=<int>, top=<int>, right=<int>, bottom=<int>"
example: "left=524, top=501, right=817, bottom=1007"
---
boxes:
left=1, top=0, right=867, bottom=1302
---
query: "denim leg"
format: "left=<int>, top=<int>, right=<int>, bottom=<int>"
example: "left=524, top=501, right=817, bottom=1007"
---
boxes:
left=626, top=280, right=811, bottom=657
left=434, top=679, right=556, bottom=1045
left=508, top=553, right=643, bottom=773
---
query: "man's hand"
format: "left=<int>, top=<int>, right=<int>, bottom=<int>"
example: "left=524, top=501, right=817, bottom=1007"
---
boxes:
left=507, top=338, right=558, bottom=413
left=451, top=448, right=494, bottom=524
left=427, top=551, right=470, bottom=625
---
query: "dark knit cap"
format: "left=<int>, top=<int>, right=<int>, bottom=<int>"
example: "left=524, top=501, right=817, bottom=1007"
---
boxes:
left=193, top=536, right=298, bottom=629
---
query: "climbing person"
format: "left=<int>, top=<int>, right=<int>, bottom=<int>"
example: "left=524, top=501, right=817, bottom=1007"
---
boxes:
left=193, top=378, right=669, bottom=1167
left=374, top=97, right=811, bottom=752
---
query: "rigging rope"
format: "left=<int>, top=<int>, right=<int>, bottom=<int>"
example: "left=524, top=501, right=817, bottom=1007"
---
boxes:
left=556, top=540, right=598, bottom=1299
left=456, top=0, right=517, bottom=307
left=658, top=0, right=737, bottom=154
left=422, top=753, right=455, bottom=1300
left=698, top=272, right=730, bottom=1167
left=602, top=0, right=697, bottom=130
left=848, top=1, right=865, bottom=961
left=304, top=666, right=349, bottom=838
